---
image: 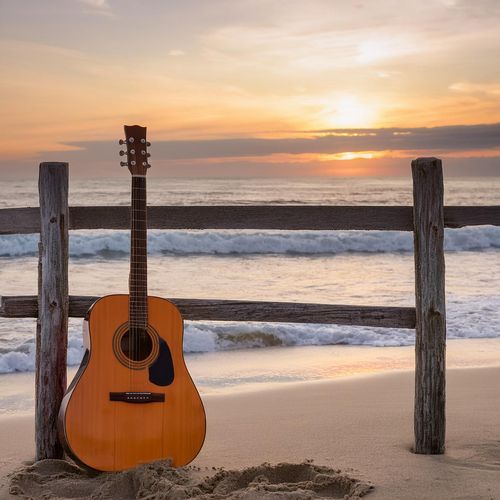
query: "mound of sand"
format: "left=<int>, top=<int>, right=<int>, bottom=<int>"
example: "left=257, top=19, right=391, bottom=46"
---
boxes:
left=9, top=459, right=373, bottom=499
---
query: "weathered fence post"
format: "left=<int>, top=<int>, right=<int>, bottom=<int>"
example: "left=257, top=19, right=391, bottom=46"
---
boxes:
left=412, top=157, right=446, bottom=454
left=36, top=162, right=69, bottom=460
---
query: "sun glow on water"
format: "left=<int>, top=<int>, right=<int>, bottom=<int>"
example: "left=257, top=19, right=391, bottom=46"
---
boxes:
left=318, top=151, right=385, bottom=161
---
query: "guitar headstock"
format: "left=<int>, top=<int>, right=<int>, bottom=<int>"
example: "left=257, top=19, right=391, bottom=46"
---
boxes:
left=119, top=125, right=151, bottom=175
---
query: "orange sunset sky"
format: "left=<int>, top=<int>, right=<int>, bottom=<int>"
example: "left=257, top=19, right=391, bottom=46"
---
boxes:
left=1, top=0, right=500, bottom=177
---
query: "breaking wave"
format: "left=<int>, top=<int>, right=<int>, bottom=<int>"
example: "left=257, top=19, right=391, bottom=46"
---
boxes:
left=1, top=226, right=499, bottom=257
left=1, top=295, right=498, bottom=374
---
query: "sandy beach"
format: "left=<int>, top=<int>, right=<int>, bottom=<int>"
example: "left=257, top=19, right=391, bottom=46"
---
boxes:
left=1, top=366, right=499, bottom=499
left=2, top=0, right=500, bottom=496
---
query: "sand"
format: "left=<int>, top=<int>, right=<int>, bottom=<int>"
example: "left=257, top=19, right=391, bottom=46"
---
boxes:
left=8, top=459, right=372, bottom=499
left=1, top=367, right=500, bottom=499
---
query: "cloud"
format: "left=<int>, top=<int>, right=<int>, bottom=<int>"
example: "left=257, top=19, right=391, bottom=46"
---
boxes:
left=449, top=82, right=500, bottom=96
left=61, top=123, right=500, bottom=160
left=168, top=50, right=186, bottom=57
left=78, top=0, right=113, bottom=16
left=79, top=0, right=110, bottom=8
left=3, top=123, right=500, bottom=178
left=129, top=123, right=500, bottom=159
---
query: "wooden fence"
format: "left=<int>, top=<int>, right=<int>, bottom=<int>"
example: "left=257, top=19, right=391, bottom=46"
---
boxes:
left=0, top=158, right=499, bottom=460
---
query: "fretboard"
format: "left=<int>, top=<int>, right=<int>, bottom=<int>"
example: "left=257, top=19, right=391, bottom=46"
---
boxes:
left=129, top=176, right=148, bottom=328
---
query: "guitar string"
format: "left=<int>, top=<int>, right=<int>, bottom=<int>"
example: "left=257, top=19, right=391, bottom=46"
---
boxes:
left=129, top=174, right=133, bottom=387
left=139, top=177, right=145, bottom=373
left=136, top=180, right=140, bottom=377
left=132, top=175, right=136, bottom=385
left=133, top=177, right=140, bottom=382
left=136, top=177, right=140, bottom=376
left=135, top=178, right=143, bottom=384
left=144, top=177, right=148, bottom=368
left=132, top=178, right=141, bottom=383
left=140, top=178, right=146, bottom=367
left=130, top=176, right=148, bottom=384
left=132, top=174, right=136, bottom=385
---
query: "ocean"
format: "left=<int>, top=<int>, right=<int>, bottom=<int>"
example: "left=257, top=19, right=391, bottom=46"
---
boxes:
left=0, top=176, right=499, bottom=412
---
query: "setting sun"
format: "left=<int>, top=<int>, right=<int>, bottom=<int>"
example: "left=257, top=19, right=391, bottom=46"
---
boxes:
left=1, top=3, right=500, bottom=499
left=0, top=0, right=499, bottom=177
left=319, top=95, right=379, bottom=129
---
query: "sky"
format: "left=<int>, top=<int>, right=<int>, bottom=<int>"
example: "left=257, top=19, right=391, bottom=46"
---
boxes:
left=1, top=0, right=500, bottom=178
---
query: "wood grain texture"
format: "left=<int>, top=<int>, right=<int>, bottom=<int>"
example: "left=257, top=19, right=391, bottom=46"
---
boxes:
left=59, top=295, right=206, bottom=471
left=1, top=205, right=498, bottom=234
left=0, top=295, right=416, bottom=329
left=412, top=157, right=446, bottom=455
left=36, top=162, right=69, bottom=460
left=444, top=206, right=500, bottom=228
left=70, top=205, right=416, bottom=230
left=0, top=207, right=39, bottom=234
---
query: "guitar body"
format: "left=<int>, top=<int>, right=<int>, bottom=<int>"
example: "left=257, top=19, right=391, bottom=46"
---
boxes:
left=58, top=294, right=206, bottom=471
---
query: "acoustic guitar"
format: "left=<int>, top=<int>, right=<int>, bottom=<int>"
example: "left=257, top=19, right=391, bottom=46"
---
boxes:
left=58, top=125, right=206, bottom=471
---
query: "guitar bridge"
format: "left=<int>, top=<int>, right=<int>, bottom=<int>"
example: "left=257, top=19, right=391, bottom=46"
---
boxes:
left=109, top=392, right=165, bottom=403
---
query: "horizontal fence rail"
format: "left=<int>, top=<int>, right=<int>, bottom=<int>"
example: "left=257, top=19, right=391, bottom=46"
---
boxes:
left=0, top=205, right=498, bottom=234
left=0, top=295, right=417, bottom=329
left=2, top=159, right=497, bottom=460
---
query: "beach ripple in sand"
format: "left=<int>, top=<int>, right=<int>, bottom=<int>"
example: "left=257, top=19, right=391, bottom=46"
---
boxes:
left=8, top=459, right=373, bottom=499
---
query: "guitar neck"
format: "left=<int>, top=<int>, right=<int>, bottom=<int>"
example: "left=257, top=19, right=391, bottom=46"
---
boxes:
left=129, top=175, right=148, bottom=328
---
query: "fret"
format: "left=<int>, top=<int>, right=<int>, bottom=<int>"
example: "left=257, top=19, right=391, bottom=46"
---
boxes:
left=129, top=175, right=148, bottom=328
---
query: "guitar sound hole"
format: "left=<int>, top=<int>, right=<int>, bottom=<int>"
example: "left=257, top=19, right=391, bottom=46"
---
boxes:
left=120, top=329, right=153, bottom=362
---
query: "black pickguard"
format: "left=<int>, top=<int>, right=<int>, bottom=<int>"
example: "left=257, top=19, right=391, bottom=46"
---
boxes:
left=148, top=338, right=174, bottom=386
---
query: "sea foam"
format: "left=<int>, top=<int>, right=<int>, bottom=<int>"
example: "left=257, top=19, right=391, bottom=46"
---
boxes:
left=1, top=295, right=498, bottom=374
left=0, top=226, right=499, bottom=257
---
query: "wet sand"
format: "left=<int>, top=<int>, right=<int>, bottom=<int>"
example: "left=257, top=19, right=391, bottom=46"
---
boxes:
left=1, top=367, right=500, bottom=498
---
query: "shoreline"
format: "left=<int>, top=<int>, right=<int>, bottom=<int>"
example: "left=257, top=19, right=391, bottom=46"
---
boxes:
left=2, top=365, right=500, bottom=498
left=2, top=337, right=500, bottom=404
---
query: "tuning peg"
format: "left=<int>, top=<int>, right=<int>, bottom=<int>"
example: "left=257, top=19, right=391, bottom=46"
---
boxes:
left=119, top=139, right=126, bottom=145
left=131, top=160, right=136, bottom=166
left=146, top=142, right=151, bottom=147
left=120, top=161, right=128, bottom=167
left=119, top=150, right=127, bottom=156
left=146, top=153, right=151, bottom=157
left=147, top=163, right=151, bottom=168
left=128, top=137, right=135, bottom=143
